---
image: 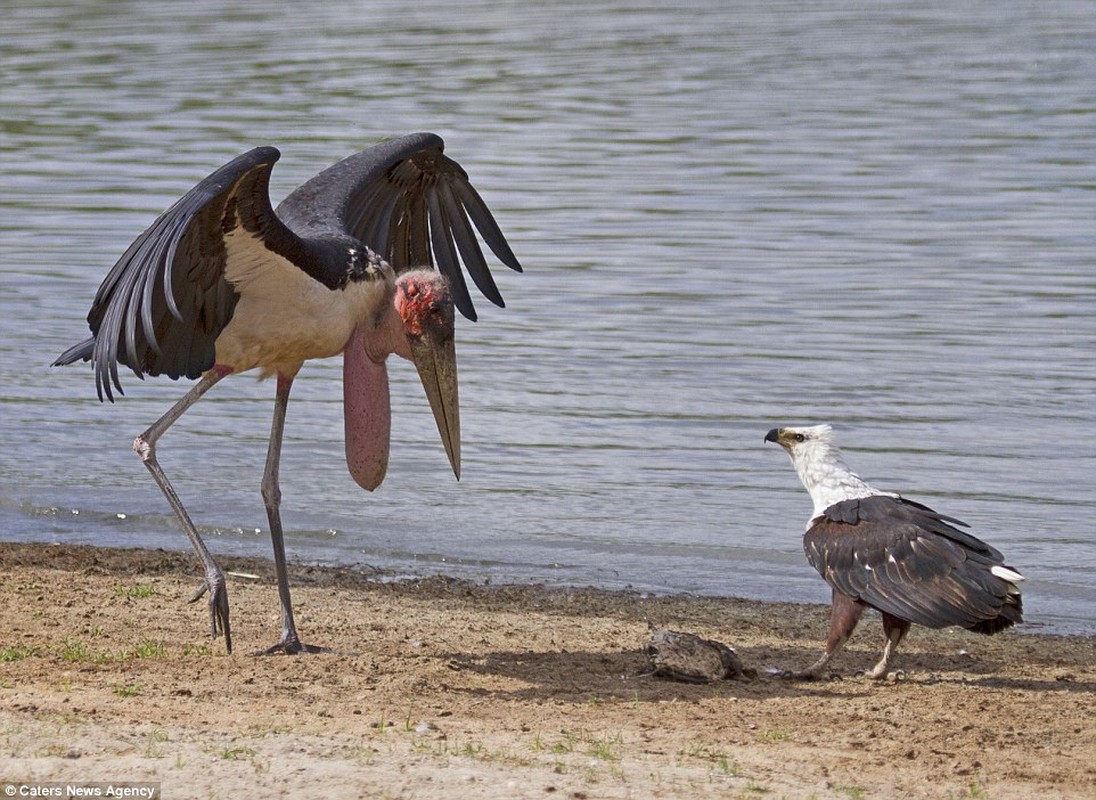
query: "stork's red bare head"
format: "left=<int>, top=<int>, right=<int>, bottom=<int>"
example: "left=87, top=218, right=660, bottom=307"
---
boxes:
left=396, top=271, right=455, bottom=340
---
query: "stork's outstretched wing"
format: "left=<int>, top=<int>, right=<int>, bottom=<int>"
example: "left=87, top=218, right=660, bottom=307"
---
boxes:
left=53, top=147, right=302, bottom=401
left=275, top=132, right=522, bottom=321
left=804, top=496, right=1022, bottom=632
left=55, top=134, right=522, bottom=398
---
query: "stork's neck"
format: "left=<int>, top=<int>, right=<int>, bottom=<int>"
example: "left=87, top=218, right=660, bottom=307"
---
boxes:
left=788, top=439, right=885, bottom=522
left=360, top=307, right=412, bottom=363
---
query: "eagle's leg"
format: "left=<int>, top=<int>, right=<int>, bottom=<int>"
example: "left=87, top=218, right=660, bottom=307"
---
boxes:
left=865, top=613, right=911, bottom=680
left=790, top=591, right=865, bottom=679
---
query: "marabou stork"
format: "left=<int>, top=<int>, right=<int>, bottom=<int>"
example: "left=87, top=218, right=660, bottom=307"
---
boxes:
left=764, top=425, right=1023, bottom=679
left=54, top=132, right=521, bottom=655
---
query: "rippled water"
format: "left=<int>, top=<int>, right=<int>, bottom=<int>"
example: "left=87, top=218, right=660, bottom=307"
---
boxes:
left=2, top=1, right=1094, bottom=633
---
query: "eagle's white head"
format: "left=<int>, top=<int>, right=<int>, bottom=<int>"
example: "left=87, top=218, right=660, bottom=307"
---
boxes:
left=764, top=424, right=892, bottom=522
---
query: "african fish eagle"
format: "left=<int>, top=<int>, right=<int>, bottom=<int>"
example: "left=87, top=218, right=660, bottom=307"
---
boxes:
left=764, top=425, right=1023, bottom=680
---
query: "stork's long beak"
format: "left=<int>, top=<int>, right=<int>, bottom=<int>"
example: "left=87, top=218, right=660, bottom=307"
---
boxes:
left=408, top=330, right=461, bottom=480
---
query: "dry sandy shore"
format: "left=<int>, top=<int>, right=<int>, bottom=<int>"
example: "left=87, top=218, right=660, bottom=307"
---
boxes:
left=1, top=542, right=1093, bottom=799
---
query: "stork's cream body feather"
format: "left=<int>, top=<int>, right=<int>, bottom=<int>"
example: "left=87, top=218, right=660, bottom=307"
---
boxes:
left=216, top=228, right=392, bottom=378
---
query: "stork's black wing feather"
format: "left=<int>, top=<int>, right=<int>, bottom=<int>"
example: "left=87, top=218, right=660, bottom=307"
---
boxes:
left=274, top=132, right=521, bottom=321
left=804, top=496, right=1022, bottom=632
left=53, top=147, right=297, bottom=402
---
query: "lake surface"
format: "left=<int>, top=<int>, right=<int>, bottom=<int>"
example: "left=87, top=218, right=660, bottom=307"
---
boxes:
left=2, top=1, right=1094, bottom=634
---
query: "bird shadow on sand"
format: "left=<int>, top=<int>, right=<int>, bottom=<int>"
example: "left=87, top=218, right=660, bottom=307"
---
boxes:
left=918, top=673, right=1096, bottom=694
left=436, top=645, right=856, bottom=705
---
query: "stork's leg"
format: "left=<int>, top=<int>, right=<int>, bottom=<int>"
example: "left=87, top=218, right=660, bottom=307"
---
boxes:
left=788, top=590, right=865, bottom=680
left=254, top=374, right=329, bottom=656
left=864, top=613, right=911, bottom=680
left=133, top=366, right=234, bottom=652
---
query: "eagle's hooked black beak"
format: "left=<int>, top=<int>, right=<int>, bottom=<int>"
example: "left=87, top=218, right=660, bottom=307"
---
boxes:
left=764, top=428, right=781, bottom=444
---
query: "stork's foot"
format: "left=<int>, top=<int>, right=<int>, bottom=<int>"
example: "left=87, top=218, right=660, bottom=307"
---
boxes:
left=253, top=640, right=329, bottom=656
left=188, top=568, right=232, bottom=654
left=251, top=637, right=357, bottom=657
